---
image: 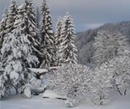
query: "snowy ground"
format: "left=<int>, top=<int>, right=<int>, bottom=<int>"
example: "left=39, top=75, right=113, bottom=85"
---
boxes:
left=1, top=90, right=130, bottom=109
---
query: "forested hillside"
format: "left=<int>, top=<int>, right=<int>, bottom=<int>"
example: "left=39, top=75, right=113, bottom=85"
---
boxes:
left=76, top=21, right=130, bottom=66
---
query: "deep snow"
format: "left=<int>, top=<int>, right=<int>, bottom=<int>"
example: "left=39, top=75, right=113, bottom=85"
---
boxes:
left=1, top=90, right=130, bottom=109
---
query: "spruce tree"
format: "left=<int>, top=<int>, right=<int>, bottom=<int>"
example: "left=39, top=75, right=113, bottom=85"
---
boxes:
left=5, top=0, right=17, bottom=33
left=59, top=13, right=77, bottom=64
left=55, top=17, right=62, bottom=65
left=0, top=1, right=40, bottom=97
left=14, top=1, right=41, bottom=67
left=24, top=0, right=39, bottom=40
left=0, top=9, right=8, bottom=49
left=40, top=0, right=55, bottom=68
left=36, top=7, right=40, bottom=28
left=0, top=29, right=39, bottom=98
left=0, top=0, right=17, bottom=48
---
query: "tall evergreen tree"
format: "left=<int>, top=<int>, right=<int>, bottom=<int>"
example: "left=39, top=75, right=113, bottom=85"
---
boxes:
left=59, top=13, right=77, bottom=64
left=23, top=0, right=38, bottom=40
left=14, top=1, right=41, bottom=67
left=0, top=29, right=39, bottom=98
left=40, top=0, right=55, bottom=68
left=0, top=9, right=8, bottom=49
left=36, top=7, right=40, bottom=28
left=5, top=0, right=17, bottom=33
left=55, top=17, right=62, bottom=65
left=0, top=0, right=17, bottom=48
left=0, top=1, right=40, bottom=97
left=0, top=0, right=17, bottom=72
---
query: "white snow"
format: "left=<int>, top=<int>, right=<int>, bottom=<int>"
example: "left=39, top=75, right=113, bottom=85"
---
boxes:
left=17, top=4, right=24, bottom=10
left=43, top=90, right=66, bottom=99
left=24, top=87, right=32, bottom=99
left=10, top=71, right=19, bottom=80
left=28, top=68, right=48, bottom=73
left=1, top=90, right=130, bottom=109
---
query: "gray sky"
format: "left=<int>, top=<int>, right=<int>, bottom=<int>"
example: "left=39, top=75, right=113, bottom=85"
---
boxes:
left=0, top=0, right=130, bottom=32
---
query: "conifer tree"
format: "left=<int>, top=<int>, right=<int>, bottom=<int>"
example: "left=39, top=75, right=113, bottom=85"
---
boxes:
left=59, top=13, right=77, bottom=64
left=40, top=0, right=55, bottom=68
left=0, top=11, right=8, bottom=82
left=0, top=29, right=39, bottom=98
left=0, top=9, right=8, bottom=48
left=0, top=1, right=40, bottom=97
left=23, top=0, right=38, bottom=39
left=36, top=7, right=40, bottom=28
left=55, top=17, right=62, bottom=65
left=13, top=1, right=41, bottom=67
left=5, top=0, right=17, bottom=33
left=0, top=0, right=17, bottom=72
left=0, top=0, right=17, bottom=48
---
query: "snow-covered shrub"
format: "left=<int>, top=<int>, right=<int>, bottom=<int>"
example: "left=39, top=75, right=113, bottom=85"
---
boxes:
left=49, top=63, right=93, bottom=107
left=24, top=87, right=32, bottom=99
left=91, top=63, right=113, bottom=105
left=23, top=83, right=47, bottom=98
left=107, top=56, right=130, bottom=95
left=91, top=56, right=130, bottom=104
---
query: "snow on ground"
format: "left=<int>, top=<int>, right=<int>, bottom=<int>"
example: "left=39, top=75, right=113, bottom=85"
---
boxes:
left=1, top=90, right=130, bottom=109
left=42, top=90, right=66, bottom=99
left=28, top=68, right=48, bottom=73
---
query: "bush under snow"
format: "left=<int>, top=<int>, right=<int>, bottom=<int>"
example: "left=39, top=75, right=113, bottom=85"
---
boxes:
left=49, top=63, right=93, bottom=107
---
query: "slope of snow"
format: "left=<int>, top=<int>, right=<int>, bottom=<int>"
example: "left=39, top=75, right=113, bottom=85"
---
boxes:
left=1, top=90, right=130, bottom=109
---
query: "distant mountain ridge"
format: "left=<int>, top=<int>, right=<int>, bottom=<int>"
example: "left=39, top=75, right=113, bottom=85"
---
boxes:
left=75, top=21, right=130, bottom=65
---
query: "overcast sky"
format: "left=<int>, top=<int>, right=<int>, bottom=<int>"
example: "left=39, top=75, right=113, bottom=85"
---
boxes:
left=0, top=0, right=130, bottom=32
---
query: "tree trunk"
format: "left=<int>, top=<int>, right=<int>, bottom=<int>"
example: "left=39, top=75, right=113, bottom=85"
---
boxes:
left=124, top=89, right=127, bottom=95
left=116, top=84, right=123, bottom=95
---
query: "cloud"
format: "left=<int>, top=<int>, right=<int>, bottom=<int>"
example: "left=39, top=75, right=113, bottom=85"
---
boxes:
left=84, top=23, right=103, bottom=29
left=0, top=0, right=130, bottom=32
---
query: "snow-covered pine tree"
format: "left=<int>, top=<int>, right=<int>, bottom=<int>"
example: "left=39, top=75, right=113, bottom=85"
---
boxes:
left=55, top=17, right=63, bottom=65
left=24, top=0, right=42, bottom=61
left=59, top=12, right=77, bottom=65
left=23, top=0, right=39, bottom=40
left=0, top=9, right=8, bottom=49
left=93, top=30, right=130, bottom=66
left=0, top=29, right=39, bottom=98
left=40, top=0, right=55, bottom=68
left=0, top=0, right=17, bottom=49
left=0, top=9, right=8, bottom=73
left=5, top=0, right=17, bottom=33
left=36, top=7, right=40, bottom=28
left=13, top=1, right=41, bottom=67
